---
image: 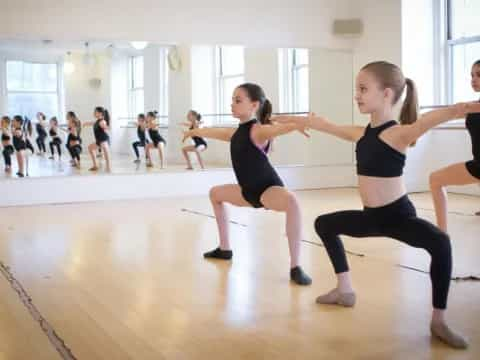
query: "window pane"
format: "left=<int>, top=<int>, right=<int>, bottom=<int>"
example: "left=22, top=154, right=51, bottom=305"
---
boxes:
left=7, top=61, right=57, bottom=91
left=450, top=0, right=480, bottom=39
left=222, top=76, right=244, bottom=115
left=221, top=46, right=244, bottom=76
left=294, top=49, right=309, bottom=66
left=133, top=89, right=144, bottom=115
left=295, top=67, right=309, bottom=112
left=452, top=42, right=480, bottom=102
left=133, top=56, right=144, bottom=88
left=8, top=93, right=58, bottom=120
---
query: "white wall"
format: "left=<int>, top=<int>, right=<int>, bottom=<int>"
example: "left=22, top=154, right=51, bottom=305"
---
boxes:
left=0, top=0, right=352, bottom=49
left=349, top=0, right=403, bottom=126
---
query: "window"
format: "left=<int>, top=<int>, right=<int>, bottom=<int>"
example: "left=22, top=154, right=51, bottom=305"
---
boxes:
left=215, top=46, right=244, bottom=124
left=158, top=48, right=169, bottom=126
left=128, top=56, right=144, bottom=119
left=279, top=48, right=309, bottom=113
left=447, top=0, right=480, bottom=103
left=6, top=61, right=60, bottom=121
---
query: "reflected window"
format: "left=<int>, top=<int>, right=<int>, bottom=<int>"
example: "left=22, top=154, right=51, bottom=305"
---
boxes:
left=6, top=61, right=60, bottom=120
left=128, top=56, right=144, bottom=120
left=215, top=46, right=245, bottom=125
left=279, top=48, right=309, bottom=113
left=447, top=0, right=480, bottom=102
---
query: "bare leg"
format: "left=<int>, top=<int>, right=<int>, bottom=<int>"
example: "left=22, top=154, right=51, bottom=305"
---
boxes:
left=101, top=142, right=111, bottom=172
left=158, top=142, right=165, bottom=168
left=88, top=143, right=98, bottom=170
left=182, top=145, right=195, bottom=169
left=430, top=162, right=479, bottom=232
left=208, top=184, right=251, bottom=251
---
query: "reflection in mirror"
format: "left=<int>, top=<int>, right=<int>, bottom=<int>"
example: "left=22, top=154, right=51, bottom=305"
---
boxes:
left=0, top=39, right=353, bottom=179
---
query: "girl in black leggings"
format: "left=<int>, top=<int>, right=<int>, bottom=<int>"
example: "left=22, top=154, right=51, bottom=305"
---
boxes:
left=132, top=113, right=149, bottom=163
left=274, top=61, right=480, bottom=349
left=48, top=117, right=62, bottom=160
left=35, top=112, right=48, bottom=154
left=12, top=115, right=29, bottom=177
left=1, top=116, right=14, bottom=173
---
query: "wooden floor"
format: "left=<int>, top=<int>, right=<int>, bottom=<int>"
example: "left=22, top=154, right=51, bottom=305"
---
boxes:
left=0, top=153, right=226, bottom=179
left=0, top=189, right=478, bottom=359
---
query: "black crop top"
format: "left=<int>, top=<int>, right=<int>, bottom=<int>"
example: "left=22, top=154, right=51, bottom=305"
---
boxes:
left=1, top=132, right=10, bottom=141
left=466, top=104, right=480, bottom=162
left=355, top=120, right=405, bottom=177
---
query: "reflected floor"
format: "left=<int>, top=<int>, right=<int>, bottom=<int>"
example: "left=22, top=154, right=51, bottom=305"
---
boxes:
left=0, top=153, right=228, bottom=179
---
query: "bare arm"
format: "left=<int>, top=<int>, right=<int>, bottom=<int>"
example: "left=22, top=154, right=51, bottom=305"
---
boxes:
left=183, top=127, right=235, bottom=142
left=396, top=102, right=480, bottom=146
left=252, top=122, right=309, bottom=144
left=272, top=115, right=364, bottom=142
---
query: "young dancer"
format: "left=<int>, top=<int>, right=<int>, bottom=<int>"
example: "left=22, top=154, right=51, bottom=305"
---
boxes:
left=132, top=113, right=149, bottom=163
left=48, top=117, right=62, bottom=160
left=1, top=116, right=14, bottom=173
left=83, top=106, right=111, bottom=172
left=145, top=111, right=166, bottom=168
left=429, top=59, right=480, bottom=232
left=35, top=112, right=48, bottom=155
left=181, top=110, right=207, bottom=170
left=274, top=61, right=480, bottom=348
left=183, top=83, right=311, bottom=285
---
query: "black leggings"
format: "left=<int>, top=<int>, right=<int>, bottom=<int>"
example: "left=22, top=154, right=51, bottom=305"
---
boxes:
left=132, top=141, right=147, bottom=158
left=26, top=139, right=34, bottom=154
left=36, top=135, right=46, bottom=153
left=2, top=145, right=14, bottom=167
left=68, top=144, right=82, bottom=161
left=314, top=195, right=452, bottom=310
left=49, top=138, right=62, bottom=156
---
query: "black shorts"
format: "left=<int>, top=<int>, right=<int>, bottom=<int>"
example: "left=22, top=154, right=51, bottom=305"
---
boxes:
left=241, top=176, right=285, bottom=208
left=13, top=137, right=26, bottom=151
left=152, top=137, right=166, bottom=147
left=465, top=160, right=480, bottom=180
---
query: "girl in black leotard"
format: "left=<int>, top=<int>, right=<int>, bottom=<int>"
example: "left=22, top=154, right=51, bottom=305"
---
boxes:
left=1, top=116, right=14, bottom=173
left=12, top=115, right=28, bottom=177
left=183, top=83, right=311, bottom=286
left=61, top=114, right=82, bottom=168
left=274, top=61, right=480, bottom=349
left=65, top=111, right=82, bottom=165
left=145, top=111, right=166, bottom=168
left=48, top=117, right=62, bottom=160
left=83, top=106, right=111, bottom=172
left=181, top=110, right=207, bottom=170
left=132, top=113, right=149, bottom=163
left=429, top=59, right=480, bottom=232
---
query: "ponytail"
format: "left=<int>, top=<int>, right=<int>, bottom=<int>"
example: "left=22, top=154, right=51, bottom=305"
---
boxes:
left=399, top=78, right=418, bottom=126
left=399, top=78, right=419, bottom=146
left=258, top=99, right=272, bottom=125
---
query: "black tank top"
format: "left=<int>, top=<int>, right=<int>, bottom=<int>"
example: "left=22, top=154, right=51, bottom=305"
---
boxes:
left=466, top=102, right=480, bottom=161
left=189, top=125, right=207, bottom=147
left=356, top=120, right=405, bottom=177
left=36, top=123, right=47, bottom=136
left=137, top=126, right=147, bottom=143
left=1, top=132, right=10, bottom=141
left=148, top=128, right=165, bottom=143
left=230, top=119, right=280, bottom=191
left=49, top=128, right=57, bottom=137
left=94, top=120, right=109, bottom=142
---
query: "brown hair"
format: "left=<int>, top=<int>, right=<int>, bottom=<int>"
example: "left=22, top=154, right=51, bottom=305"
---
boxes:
left=361, top=61, right=419, bottom=127
left=237, top=83, right=272, bottom=125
